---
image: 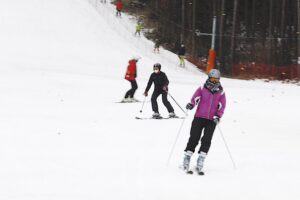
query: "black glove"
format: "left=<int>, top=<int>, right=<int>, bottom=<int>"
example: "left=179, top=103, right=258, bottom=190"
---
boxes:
left=213, top=116, right=220, bottom=124
left=143, top=91, right=148, bottom=97
left=186, top=103, right=194, bottom=110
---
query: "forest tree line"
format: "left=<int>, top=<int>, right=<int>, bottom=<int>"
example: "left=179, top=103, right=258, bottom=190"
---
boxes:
left=124, top=0, right=300, bottom=79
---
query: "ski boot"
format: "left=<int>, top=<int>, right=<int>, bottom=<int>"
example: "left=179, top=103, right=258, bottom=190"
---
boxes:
left=152, top=112, right=162, bottom=119
left=183, top=151, right=193, bottom=174
left=169, top=112, right=177, bottom=118
left=196, top=152, right=207, bottom=175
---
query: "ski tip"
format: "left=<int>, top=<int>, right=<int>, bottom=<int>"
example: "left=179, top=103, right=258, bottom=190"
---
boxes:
left=116, top=100, right=141, bottom=103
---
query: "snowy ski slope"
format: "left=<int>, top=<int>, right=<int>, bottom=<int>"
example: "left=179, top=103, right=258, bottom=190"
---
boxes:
left=0, top=0, right=299, bottom=199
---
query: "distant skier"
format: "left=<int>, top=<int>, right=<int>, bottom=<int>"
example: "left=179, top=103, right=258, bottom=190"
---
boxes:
left=100, top=0, right=106, bottom=3
left=143, top=63, right=176, bottom=118
left=183, top=69, right=226, bottom=173
left=153, top=39, right=160, bottom=53
left=115, top=0, right=124, bottom=17
left=135, top=22, right=142, bottom=37
left=122, top=56, right=141, bottom=102
left=178, top=44, right=186, bottom=67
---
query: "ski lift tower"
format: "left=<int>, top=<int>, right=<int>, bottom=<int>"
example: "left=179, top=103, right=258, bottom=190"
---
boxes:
left=195, top=16, right=217, bottom=72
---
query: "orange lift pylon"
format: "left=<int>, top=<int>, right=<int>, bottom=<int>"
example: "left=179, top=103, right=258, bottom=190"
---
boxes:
left=206, top=16, right=217, bottom=73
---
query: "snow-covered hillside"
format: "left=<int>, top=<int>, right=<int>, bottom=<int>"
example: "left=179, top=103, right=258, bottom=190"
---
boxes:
left=0, top=0, right=299, bottom=199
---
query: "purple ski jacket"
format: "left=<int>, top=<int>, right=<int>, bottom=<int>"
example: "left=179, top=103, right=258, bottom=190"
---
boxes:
left=190, top=86, right=226, bottom=120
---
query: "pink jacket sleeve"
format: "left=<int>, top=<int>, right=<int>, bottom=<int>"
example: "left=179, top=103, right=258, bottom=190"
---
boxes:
left=216, top=91, right=226, bottom=118
left=190, top=87, right=202, bottom=106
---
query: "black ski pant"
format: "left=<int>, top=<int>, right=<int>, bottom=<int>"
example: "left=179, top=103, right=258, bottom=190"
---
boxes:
left=125, top=80, right=138, bottom=98
left=185, top=117, right=216, bottom=154
left=116, top=9, right=122, bottom=16
left=151, top=90, right=174, bottom=113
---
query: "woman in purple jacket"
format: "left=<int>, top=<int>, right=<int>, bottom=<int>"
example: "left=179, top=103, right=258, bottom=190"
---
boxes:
left=183, top=69, right=226, bottom=173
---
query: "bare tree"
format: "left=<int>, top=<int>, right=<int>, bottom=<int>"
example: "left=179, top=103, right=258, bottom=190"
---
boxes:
left=279, top=0, right=286, bottom=65
left=138, top=0, right=299, bottom=79
left=181, top=0, right=185, bottom=43
left=218, top=0, right=226, bottom=72
left=298, top=0, right=300, bottom=77
left=192, top=0, right=196, bottom=56
left=267, top=0, right=274, bottom=64
left=230, top=0, right=238, bottom=73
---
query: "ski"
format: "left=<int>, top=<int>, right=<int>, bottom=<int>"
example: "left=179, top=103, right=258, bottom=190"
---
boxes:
left=135, top=116, right=185, bottom=120
left=116, top=100, right=141, bottom=103
left=135, top=116, right=164, bottom=120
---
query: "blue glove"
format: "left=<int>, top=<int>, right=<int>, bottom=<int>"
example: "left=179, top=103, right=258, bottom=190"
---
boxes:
left=186, top=103, right=194, bottom=110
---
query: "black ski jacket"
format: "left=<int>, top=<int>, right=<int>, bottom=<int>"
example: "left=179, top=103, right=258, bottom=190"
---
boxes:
left=145, top=71, right=169, bottom=92
left=178, top=47, right=186, bottom=56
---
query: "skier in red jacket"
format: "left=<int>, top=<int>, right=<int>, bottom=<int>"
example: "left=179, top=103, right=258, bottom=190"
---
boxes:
left=116, top=0, right=124, bottom=17
left=122, top=56, right=141, bottom=102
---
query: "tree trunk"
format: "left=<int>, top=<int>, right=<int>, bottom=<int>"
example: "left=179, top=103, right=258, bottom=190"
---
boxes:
left=298, top=0, right=300, bottom=77
left=229, top=0, right=238, bottom=75
left=251, top=0, right=256, bottom=63
left=181, top=0, right=185, bottom=43
left=192, top=0, right=196, bottom=56
left=280, top=0, right=286, bottom=65
left=262, top=0, right=268, bottom=60
left=155, top=0, right=158, bottom=11
left=218, top=0, right=226, bottom=73
left=268, top=0, right=273, bottom=64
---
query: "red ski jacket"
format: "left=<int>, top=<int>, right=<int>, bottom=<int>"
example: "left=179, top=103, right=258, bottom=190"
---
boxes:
left=125, top=60, right=137, bottom=81
left=116, top=1, right=124, bottom=11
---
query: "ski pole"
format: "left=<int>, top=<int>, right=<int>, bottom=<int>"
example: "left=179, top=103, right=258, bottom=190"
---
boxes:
left=166, top=111, right=188, bottom=166
left=217, top=124, right=237, bottom=169
left=168, top=92, right=187, bottom=116
left=139, top=96, right=147, bottom=113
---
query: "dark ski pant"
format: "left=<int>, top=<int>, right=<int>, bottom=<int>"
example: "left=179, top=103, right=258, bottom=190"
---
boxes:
left=151, top=90, right=174, bottom=113
left=125, top=80, right=138, bottom=98
left=185, top=117, right=216, bottom=154
left=135, top=31, right=141, bottom=36
left=116, top=9, right=122, bottom=16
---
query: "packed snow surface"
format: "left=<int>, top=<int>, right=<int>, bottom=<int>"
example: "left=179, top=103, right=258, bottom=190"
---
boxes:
left=0, top=0, right=299, bottom=199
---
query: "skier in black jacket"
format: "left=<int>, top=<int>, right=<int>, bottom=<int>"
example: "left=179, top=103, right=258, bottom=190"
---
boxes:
left=178, top=44, right=186, bottom=67
left=143, top=63, right=176, bottom=119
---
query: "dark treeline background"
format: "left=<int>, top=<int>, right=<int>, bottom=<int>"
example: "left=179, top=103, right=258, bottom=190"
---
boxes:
left=125, top=0, right=300, bottom=79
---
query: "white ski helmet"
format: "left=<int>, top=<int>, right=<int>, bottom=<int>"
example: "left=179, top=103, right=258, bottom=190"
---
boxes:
left=208, top=69, right=221, bottom=79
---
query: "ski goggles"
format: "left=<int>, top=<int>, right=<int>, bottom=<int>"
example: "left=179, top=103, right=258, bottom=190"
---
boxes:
left=153, top=67, right=160, bottom=72
left=209, top=77, right=220, bottom=83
